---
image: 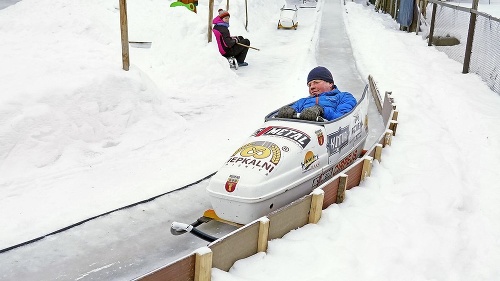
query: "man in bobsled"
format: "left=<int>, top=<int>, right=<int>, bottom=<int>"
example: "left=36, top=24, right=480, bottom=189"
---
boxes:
left=276, top=66, right=357, bottom=121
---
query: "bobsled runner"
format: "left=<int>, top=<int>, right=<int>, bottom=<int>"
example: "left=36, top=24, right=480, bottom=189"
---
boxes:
left=171, top=85, right=370, bottom=241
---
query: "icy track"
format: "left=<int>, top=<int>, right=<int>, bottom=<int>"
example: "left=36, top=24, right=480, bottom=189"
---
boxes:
left=0, top=180, right=238, bottom=280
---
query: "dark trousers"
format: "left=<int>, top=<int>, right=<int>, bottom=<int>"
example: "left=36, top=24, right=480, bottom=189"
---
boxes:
left=225, top=38, right=250, bottom=63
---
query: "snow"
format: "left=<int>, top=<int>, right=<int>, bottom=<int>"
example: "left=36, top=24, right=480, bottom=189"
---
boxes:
left=0, top=0, right=500, bottom=280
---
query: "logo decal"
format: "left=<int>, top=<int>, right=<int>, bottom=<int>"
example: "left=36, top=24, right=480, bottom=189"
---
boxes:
left=327, top=126, right=350, bottom=156
left=226, top=141, right=281, bottom=175
left=334, top=149, right=358, bottom=174
left=351, top=112, right=363, bottom=142
left=315, top=129, right=324, bottom=146
left=312, top=167, right=334, bottom=188
left=253, top=126, right=311, bottom=149
left=225, top=175, right=240, bottom=192
left=301, top=151, right=320, bottom=173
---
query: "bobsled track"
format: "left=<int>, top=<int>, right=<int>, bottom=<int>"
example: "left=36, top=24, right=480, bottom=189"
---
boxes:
left=0, top=1, right=397, bottom=281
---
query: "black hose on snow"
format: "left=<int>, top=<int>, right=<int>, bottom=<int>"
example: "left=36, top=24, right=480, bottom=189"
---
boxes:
left=0, top=172, right=216, bottom=254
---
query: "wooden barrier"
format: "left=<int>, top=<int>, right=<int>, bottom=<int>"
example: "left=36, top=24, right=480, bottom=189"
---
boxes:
left=136, top=254, right=196, bottom=281
left=134, top=77, right=398, bottom=280
left=337, top=174, right=348, bottom=203
left=374, top=144, right=383, bottom=162
left=209, top=221, right=260, bottom=271
left=268, top=196, right=312, bottom=240
left=321, top=176, right=341, bottom=208
left=258, top=218, right=270, bottom=252
left=361, top=156, right=373, bottom=182
left=309, top=189, right=325, bottom=224
left=195, top=248, right=212, bottom=281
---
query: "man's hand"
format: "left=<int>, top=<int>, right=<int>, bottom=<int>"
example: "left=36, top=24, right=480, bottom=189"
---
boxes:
left=300, top=105, right=324, bottom=121
left=277, top=106, right=297, bottom=119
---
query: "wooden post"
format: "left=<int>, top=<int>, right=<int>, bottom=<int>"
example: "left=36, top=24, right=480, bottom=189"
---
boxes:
left=257, top=218, right=270, bottom=252
left=416, top=0, right=421, bottom=35
left=309, top=189, right=325, bottom=224
left=409, top=0, right=419, bottom=32
left=226, top=0, right=229, bottom=11
left=208, top=0, right=214, bottom=42
left=361, top=157, right=373, bottom=182
left=119, top=0, right=130, bottom=71
left=428, top=3, right=437, bottom=46
left=463, top=0, right=479, bottom=74
left=384, top=129, right=393, bottom=147
left=337, top=174, right=348, bottom=203
left=195, top=248, right=213, bottom=281
left=245, top=0, right=248, bottom=31
left=389, top=120, right=399, bottom=136
left=374, top=144, right=383, bottom=162
left=392, top=110, right=399, bottom=121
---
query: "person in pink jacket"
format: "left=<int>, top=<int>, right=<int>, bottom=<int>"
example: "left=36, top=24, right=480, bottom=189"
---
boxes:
left=212, top=9, right=251, bottom=67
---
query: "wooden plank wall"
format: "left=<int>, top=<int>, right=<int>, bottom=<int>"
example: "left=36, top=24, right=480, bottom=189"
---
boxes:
left=136, top=254, right=196, bottom=281
left=209, top=222, right=260, bottom=272
left=267, top=196, right=312, bottom=240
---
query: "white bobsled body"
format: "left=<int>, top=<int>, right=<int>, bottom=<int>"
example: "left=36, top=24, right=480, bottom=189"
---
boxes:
left=206, top=87, right=370, bottom=224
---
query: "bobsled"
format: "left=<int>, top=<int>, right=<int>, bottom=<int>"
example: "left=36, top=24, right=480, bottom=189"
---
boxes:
left=206, top=85, right=370, bottom=225
left=278, top=5, right=298, bottom=29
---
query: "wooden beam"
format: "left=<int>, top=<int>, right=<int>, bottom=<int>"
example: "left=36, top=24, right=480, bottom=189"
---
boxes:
left=337, top=174, right=348, bottom=203
left=309, top=189, right=325, bottom=224
left=245, top=0, right=248, bottom=31
left=195, top=248, right=213, bottom=281
left=257, top=218, right=270, bottom=252
left=361, top=157, right=373, bottom=182
left=119, top=0, right=130, bottom=71
left=384, top=130, right=393, bottom=147
left=389, top=120, right=399, bottom=136
left=374, top=144, right=383, bottom=162
left=208, top=0, right=214, bottom=42
left=392, top=110, right=399, bottom=121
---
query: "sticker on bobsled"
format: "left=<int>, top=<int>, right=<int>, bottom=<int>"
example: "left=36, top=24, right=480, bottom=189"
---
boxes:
left=226, top=141, right=281, bottom=175
left=312, top=167, right=334, bottom=188
left=351, top=112, right=364, bottom=143
left=315, top=130, right=324, bottom=146
left=334, top=149, right=358, bottom=174
left=327, top=126, right=350, bottom=156
left=301, top=151, right=320, bottom=173
left=225, top=174, right=240, bottom=192
left=252, top=126, right=311, bottom=149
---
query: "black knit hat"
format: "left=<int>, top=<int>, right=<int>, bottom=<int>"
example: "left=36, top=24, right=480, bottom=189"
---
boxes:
left=307, top=66, right=334, bottom=84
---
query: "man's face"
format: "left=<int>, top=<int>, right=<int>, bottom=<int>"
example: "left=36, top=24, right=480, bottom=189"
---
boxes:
left=308, top=80, right=333, bottom=96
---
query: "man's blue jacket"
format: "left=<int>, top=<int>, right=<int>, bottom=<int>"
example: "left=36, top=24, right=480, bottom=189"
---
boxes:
left=291, top=87, right=357, bottom=120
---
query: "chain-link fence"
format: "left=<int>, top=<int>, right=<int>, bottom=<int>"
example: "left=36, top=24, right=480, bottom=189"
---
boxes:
left=424, top=0, right=500, bottom=94
left=469, top=12, right=500, bottom=92
left=372, top=0, right=500, bottom=94
left=425, top=3, right=470, bottom=64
